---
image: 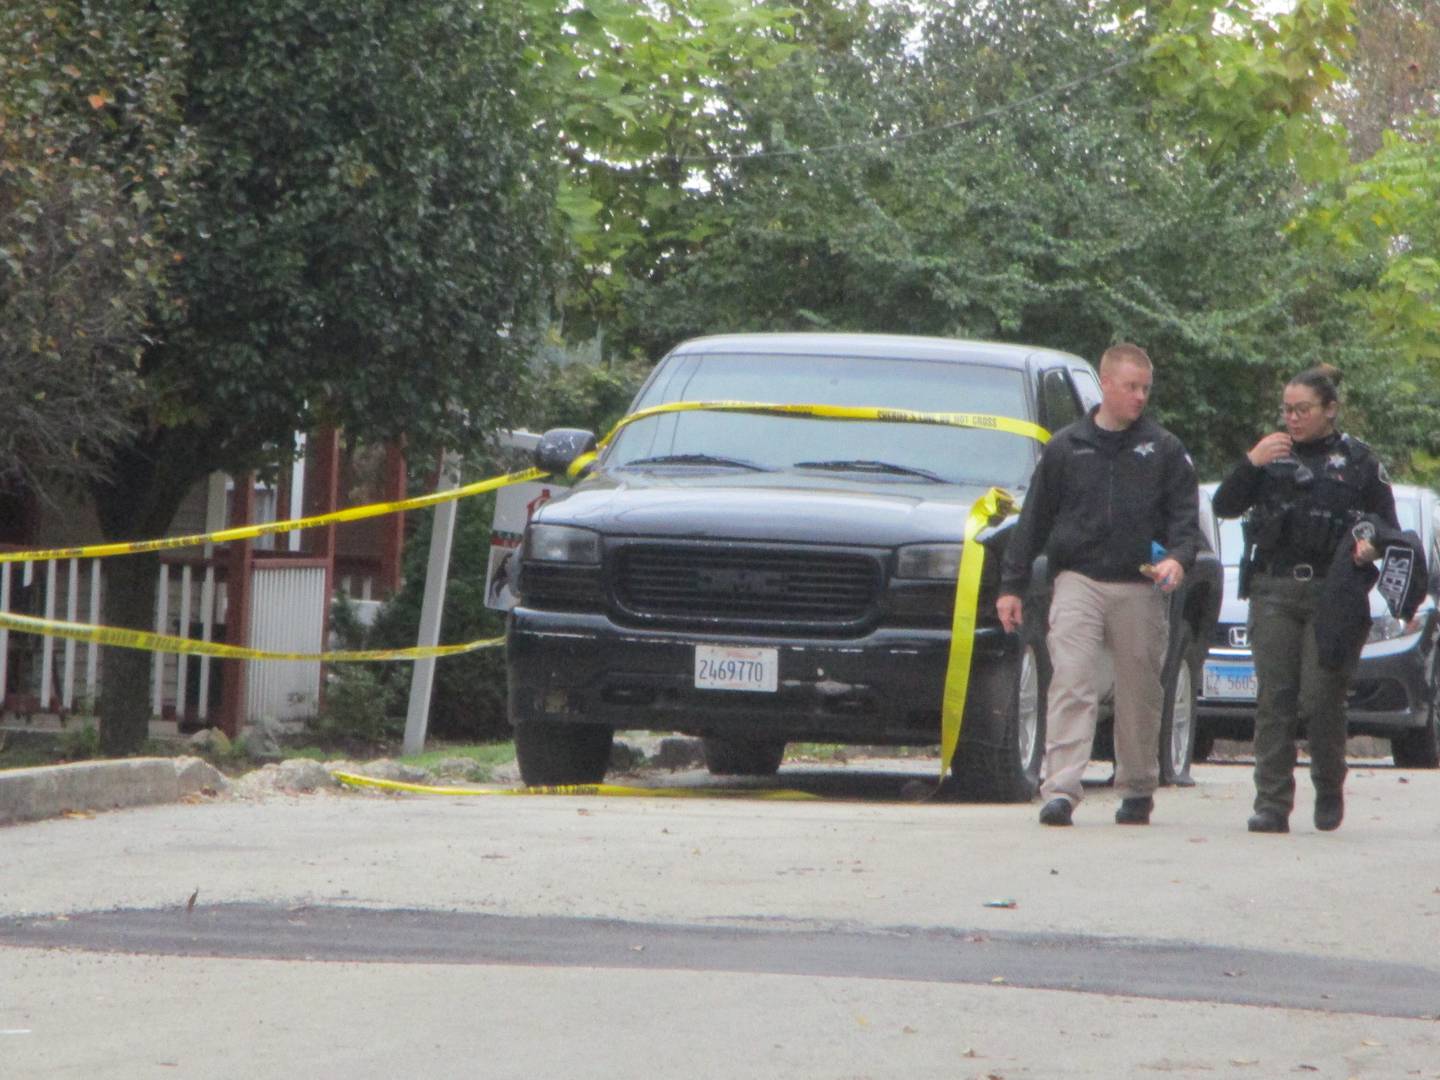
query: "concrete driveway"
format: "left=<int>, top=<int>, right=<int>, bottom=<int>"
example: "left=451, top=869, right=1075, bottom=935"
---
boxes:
left=2, top=757, right=1439, bottom=1079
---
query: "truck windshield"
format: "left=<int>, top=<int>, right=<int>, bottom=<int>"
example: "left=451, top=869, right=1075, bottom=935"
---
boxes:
left=606, top=351, right=1037, bottom=487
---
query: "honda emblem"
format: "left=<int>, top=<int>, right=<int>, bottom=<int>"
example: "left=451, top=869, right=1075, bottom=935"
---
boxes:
left=1228, top=626, right=1250, bottom=648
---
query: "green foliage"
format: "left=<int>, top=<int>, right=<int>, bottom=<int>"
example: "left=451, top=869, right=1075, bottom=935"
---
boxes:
left=155, top=0, right=558, bottom=465
left=61, top=0, right=561, bottom=752
left=1292, top=119, right=1440, bottom=368
left=0, top=1, right=197, bottom=493
left=522, top=344, right=652, bottom=437
left=364, top=494, right=511, bottom=742
left=599, top=0, right=1365, bottom=473
left=310, top=665, right=403, bottom=748
left=59, top=721, right=100, bottom=761
left=520, top=0, right=800, bottom=333
left=1115, top=0, right=1355, bottom=177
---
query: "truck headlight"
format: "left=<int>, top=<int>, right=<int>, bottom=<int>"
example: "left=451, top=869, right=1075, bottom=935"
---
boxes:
left=895, top=543, right=962, bottom=581
left=524, top=524, right=600, bottom=564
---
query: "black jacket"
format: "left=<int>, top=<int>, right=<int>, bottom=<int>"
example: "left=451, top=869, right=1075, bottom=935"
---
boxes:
left=999, top=409, right=1203, bottom=597
left=1315, top=515, right=1428, bottom=671
left=1212, top=431, right=1397, bottom=596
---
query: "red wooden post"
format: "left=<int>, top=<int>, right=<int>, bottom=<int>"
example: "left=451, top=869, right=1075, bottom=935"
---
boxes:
left=218, top=475, right=255, bottom=738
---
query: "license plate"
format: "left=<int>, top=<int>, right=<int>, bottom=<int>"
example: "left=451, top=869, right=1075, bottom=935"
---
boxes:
left=1203, top=661, right=1257, bottom=701
left=694, top=645, right=778, bottom=693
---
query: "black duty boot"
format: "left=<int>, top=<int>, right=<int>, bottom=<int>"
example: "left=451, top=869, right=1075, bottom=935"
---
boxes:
left=1314, top=793, right=1344, bottom=832
left=1247, top=809, right=1290, bottom=833
left=1038, top=798, right=1073, bottom=826
left=1115, top=796, right=1153, bottom=825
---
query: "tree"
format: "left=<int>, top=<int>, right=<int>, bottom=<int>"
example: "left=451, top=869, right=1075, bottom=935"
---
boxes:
left=518, top=0, right=802, bottom=338
left=594, top=0, right=1373, bottom=474
left=75, top=0, right=558, bottom=753
left=0, top=3, right=198, bottom=498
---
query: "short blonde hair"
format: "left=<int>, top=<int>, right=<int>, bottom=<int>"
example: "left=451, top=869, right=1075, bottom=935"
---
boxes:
left=1100, top=343, right=1152, bottom=374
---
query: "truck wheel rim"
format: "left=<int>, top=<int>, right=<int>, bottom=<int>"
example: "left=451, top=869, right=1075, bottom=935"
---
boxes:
left=1170, top=663, right=1194, bottom=771
left=1018, top=646, right=1040, bottom=764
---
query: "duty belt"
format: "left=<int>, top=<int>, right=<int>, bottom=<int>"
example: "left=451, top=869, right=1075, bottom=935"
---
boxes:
left=1260, top=561, right=1324, bottom=581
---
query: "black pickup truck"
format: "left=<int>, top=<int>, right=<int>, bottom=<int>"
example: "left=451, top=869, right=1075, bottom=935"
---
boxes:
left=506, top=333, right=1221, bottom=799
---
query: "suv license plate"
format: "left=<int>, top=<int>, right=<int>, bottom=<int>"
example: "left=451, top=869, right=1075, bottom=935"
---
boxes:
left=695, top=645, right=778, bottom=693
left=1203, top=661, right=1257, bottom=701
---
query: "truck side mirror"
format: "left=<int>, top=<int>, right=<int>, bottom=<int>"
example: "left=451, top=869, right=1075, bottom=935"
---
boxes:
left=534, top=428, right=597, bottom=475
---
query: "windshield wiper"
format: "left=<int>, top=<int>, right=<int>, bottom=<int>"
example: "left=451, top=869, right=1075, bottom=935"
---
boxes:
left=793, top=459, right=945, bottom=483
left=620, top=453, right=773, bottom=472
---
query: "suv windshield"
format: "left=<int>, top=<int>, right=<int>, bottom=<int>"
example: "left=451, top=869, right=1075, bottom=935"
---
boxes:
left=606, top=351, right=1037, bottom=487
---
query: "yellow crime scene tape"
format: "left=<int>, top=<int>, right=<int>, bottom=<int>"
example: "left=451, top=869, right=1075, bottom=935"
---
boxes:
left=1, top=400, right=1044, bottom=793
left=332, top=770, right=821, bottom=800
left=0, top=609, right=502, bottom=662
left=0, top=467, right=549, bottom=565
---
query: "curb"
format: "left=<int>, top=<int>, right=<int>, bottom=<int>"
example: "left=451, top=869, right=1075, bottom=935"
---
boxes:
left=0, top=757, right=227, bottom=827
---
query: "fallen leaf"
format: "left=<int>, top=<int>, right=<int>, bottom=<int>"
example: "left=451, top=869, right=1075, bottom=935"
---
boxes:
left=1295, top=1066, right=1319, bottom=1072
left=86, top=92, right=110, bottom=110
left=961, top=1048, right=979, bottom=1058
left=1360, top=1040, right=1384, bottom=1047
left=1224, top=970, right=1246, bottom=977
left=1230, top=1058, right=1259, bottom=1066
left=902, top=1025, right=918, bottom=1034
left=991, top=976, right=1006, bottom=984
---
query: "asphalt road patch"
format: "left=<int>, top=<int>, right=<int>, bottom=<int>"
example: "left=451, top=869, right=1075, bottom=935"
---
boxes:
left=3, top=904, right=1436, bottom=1020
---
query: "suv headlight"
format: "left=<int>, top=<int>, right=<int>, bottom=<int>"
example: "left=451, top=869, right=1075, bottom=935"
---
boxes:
left=524, top=524, right=600, bottom=564
left=895, top=543, right=962, bottom=581
left=1366, top=612, right=1406, bottom=643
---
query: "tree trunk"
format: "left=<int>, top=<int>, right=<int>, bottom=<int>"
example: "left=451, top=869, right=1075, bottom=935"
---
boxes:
left=98, top=552, right=161, bottom=756
left=89, top=431, right=214, bottom=756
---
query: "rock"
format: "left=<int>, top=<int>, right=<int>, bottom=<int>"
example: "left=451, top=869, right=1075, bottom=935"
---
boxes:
left=187, top=727, right=231, bottom=754
left=173, top=756, right=231, bottom=797
left=345, top=758, right=430, bottom=784
left=653, top=737, right=705, bottom=771
left=430, top=757, right=483, bottom=780
left=609, top=741, right=648, bottom=773
left=273, top=759, right=337, bottom=793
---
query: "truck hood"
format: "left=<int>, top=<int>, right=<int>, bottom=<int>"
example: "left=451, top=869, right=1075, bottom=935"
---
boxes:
left=532, top=469, right=1014, bottom=547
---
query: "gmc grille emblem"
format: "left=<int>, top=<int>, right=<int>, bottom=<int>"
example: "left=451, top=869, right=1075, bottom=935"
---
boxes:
left=1228, top=626, right=1250, bottom=648
left=696, top=568, right=788, bottom=598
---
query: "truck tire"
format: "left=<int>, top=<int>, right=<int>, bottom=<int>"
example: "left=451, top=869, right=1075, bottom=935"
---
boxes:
left=950, top=643, right=1045, bottom=803
left=1158, top=625, right=1198, bottom=786
left=1392, top=652, right=1440, bottom=768
left=702, top=736, right=786, bottom=776
left=514, top=720, right=614, bottom=786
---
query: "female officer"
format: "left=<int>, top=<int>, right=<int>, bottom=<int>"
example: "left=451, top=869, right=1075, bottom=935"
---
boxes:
left=1212, top=365, right=1397, bottom=834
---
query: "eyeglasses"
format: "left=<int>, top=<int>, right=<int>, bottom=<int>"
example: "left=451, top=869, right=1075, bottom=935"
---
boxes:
left=1279, top=402, right=1319, bottom=418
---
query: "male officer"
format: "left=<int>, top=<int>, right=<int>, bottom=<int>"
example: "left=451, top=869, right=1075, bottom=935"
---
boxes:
left=997, top=343, right=1202, bottom=826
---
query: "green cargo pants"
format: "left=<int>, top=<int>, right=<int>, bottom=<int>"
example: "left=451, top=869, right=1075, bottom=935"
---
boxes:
left=1247, top=573, right=1358, bottom=818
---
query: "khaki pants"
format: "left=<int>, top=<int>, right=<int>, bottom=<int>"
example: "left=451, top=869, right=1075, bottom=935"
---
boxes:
left=1041, top=571, right=1169, bottom=804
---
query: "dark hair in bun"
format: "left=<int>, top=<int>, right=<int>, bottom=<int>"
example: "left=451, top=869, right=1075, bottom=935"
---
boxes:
left=1288, top=363, right=1342, bottom=407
